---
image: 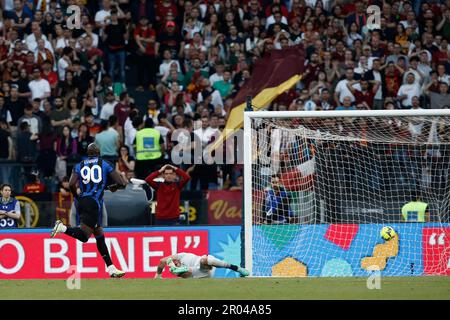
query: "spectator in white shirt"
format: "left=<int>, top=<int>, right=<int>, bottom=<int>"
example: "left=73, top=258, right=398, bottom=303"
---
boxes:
left=54, top=27, right=72, bottom=55
left=80, top=23, right=99, bottom=48
left=334, top=68, right=361, bottom=105
left=95, top=0, right=113, bottom=29
left=437, top=64, right=450, bottom=86
left=403, top=56, right=424, bottom=85
left=57, top=47, right=73, bottom=81
left=159, top=49, right=181, bottom=76
left=28, top=68, right=51, bottom=102
left=266, top=11, right=288, bottom=30
left=193, top=115, right=219, bottom=148
left=196, top=79, right=224, bottom=109
left=209, top=62, right=225, bottom=86
left=99, top=90, right=118, bottom=123
left=400, top=11, right=420, bottom=35
left=397, top=73, right=422, bottom=109
left=25, top=22, right=52, bottom=53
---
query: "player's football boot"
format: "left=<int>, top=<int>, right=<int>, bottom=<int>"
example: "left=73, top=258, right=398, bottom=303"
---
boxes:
left=109, top=266, right=126, bottom=278
left=237, top=267, right=249, bottom=277
left=50, top=220, right=64, bottom=238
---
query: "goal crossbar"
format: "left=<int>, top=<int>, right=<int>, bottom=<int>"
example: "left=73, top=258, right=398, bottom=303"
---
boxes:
left=245, top=109, right=450, bottom=119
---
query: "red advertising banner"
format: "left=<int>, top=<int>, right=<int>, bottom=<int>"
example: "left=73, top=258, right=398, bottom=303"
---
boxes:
left=207, top=191, right=242, bottom=225
left=423, top=227, right=450, bottom=275
left=0, top=230, right=208, bottom=279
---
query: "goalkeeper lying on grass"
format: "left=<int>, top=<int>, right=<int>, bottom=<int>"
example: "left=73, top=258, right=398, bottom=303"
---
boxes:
left=155, top=253, right=249, bottom=278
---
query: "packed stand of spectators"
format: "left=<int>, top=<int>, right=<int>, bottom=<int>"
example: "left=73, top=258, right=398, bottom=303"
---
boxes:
left=0, top=0, right=449, bottom=192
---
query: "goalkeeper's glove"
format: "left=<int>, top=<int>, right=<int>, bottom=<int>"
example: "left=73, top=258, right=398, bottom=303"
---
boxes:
left=169, top=265, right=189, bottom=276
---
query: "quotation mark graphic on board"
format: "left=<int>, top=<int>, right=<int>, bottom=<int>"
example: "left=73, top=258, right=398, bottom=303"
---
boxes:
left=423, top=228, right=450, bottom=275
left=429, top=233, right=445, bottom=246
left=184, top=236, right=201, bottom=248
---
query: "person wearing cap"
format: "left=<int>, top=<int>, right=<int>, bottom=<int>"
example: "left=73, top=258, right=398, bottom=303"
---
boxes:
left=156, top=20, right=184, bottom=59
left=166, top=20, right=176, bottom=29
left=17, top=104, right=41, bottom=135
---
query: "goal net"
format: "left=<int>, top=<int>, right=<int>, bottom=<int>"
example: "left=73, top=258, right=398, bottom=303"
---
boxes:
left=243, top=109, right=450, bottom=277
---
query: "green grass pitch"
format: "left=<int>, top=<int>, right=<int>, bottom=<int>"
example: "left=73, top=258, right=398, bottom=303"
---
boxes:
left=1, top=277, right=449, bottom=300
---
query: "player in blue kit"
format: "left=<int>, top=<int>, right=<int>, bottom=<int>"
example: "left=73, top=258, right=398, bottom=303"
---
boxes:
left=50, top=143, right=128, bottom=277
left=0, top=184, right=21, bottom=229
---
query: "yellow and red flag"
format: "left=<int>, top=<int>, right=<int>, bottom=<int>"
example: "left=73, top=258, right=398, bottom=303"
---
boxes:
left=210, top=44, right=306, bottom=151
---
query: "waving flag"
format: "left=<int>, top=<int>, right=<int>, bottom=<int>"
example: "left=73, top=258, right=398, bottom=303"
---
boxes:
left=209, top=44, right=306, bottom=152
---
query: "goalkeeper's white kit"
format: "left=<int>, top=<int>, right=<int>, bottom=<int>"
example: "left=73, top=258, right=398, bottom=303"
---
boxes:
left=173, top=253, right=213, bottom=278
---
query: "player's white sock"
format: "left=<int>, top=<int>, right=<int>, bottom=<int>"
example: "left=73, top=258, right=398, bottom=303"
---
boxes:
left=107, top=265, right=117, bottom=274
left=207, top=255, right=229, bottom=268
left=60, top=224, right=67, bottom=233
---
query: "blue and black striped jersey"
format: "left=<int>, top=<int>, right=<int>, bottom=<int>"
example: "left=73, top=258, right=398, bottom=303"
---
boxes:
left=74, top=157, right=114, bottom=203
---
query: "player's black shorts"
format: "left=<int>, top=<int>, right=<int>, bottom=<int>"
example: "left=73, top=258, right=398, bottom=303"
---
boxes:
left=76, top=196, right=100, bottom=229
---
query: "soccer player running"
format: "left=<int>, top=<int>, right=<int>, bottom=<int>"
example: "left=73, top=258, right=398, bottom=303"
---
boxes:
left=155, top=253, right=249, bottom=278
left=50, top=143, right=128, bottom=278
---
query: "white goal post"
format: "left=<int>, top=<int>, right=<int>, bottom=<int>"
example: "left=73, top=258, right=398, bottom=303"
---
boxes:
left=243, top=109, right=450, bottom=277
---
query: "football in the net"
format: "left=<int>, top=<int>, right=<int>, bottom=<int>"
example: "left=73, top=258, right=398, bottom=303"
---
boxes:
left=380, top=226, right=397, bottom=241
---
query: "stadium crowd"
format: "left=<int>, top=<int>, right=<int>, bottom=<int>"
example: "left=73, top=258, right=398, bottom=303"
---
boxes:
left=0, top=0, right=449, bottom=193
